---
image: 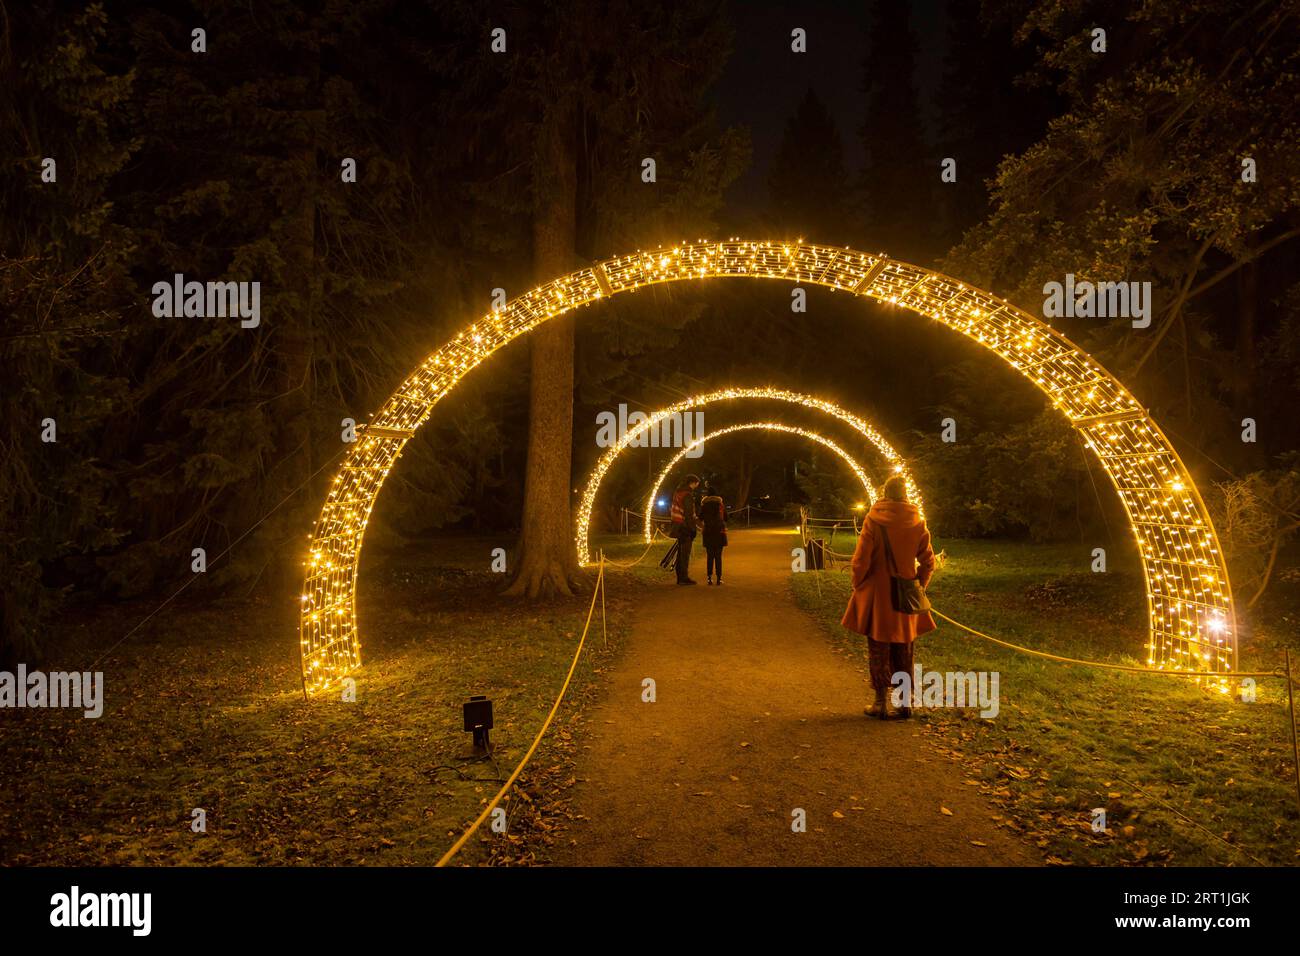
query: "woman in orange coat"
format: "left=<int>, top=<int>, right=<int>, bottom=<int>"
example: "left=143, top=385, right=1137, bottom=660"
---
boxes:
left=841, top=474, right=936, bottom=719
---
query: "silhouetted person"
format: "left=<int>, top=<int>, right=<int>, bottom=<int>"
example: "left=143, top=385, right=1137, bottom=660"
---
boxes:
left=669, top=474, right=701, bottom=585
left=698, top=483, right=727, bottom=584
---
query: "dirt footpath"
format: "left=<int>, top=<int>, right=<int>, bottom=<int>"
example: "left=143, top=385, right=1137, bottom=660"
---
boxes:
left=551, top=528, right=1037, bottom=866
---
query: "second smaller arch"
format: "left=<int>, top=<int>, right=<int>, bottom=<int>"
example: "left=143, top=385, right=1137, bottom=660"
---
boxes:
left=641, top=422, right=879, bottom=542
left=576, top=386, right=921, bottom=564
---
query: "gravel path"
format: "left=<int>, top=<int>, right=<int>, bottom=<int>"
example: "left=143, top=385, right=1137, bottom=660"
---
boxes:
left=552, top=527, right=1037, bottom=866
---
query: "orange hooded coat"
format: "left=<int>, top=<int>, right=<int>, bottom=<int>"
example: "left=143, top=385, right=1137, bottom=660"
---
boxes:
left=840, top=498, right=936, bottom=643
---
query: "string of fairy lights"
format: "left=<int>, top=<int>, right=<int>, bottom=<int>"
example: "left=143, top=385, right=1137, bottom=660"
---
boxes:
left=299, top=239, right=1235, bottom=693
left=574, top=386, right=920, bottom=565
left=636, top=422, right=877, bottom=541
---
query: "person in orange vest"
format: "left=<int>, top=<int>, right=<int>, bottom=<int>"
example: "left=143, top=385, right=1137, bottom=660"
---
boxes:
left=668, top=474, right=701, bottom=585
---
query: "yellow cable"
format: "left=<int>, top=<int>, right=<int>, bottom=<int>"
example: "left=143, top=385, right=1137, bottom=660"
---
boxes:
left=810, top=569, right=1290, bottom=683
left=929, top=609, right=1289, bottom=682
left=435, top=559, right=606, bottom=867
left=601, top=534, right=661, bottom=568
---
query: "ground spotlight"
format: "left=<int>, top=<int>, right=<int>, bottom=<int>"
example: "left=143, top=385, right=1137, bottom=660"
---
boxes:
left=462, top=695, right=493, bottom=752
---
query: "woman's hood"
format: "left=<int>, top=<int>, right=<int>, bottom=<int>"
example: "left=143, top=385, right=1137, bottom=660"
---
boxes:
left=868, top=498, right=921, bottom=527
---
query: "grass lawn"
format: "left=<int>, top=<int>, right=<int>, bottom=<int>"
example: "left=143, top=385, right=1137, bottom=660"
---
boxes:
left=0, top=532, right=654, bottom=866
left=791, top=534, right=1300, bottom=866
left=9, top=524, right=1294, bottom=867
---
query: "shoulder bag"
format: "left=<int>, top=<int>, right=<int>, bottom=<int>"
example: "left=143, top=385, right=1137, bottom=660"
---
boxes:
left=872, top=519, right=931, bottom=614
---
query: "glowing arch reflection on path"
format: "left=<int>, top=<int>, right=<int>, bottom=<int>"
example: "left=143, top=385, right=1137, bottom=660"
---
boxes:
left=299, top=240, right=1235, bottom=692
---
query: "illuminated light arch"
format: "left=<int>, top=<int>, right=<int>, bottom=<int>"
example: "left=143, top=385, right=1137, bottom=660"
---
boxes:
left=637, top=422, right=878, bottom=542
left=299, top=239, right=1235, bottom=692
left=573, top=386, right=921, bottom=565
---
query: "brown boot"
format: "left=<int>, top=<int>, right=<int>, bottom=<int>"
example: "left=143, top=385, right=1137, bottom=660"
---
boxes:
left=864, top=689, right=890, bottom=720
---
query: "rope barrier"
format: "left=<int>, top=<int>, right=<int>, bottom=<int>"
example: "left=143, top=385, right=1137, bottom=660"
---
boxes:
left=434, top=540, right=1296, bottom=865
left=435, top=558, right=607, bottom=867
left=815, top=568, right=1300, bottom=812
left=801, top=561, right=1290, bottom=684
left=600, top=533, right=662, bottom=568
left=928, top=609, right=1293, bottom=683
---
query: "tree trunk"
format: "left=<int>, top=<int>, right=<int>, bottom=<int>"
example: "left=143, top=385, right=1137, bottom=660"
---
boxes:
left=505, top=104, right=583, bottom=597
left=1248, top=520, right=1300, bottom=608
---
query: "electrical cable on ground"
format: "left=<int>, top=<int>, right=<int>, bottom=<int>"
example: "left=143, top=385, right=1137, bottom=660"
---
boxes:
left=435, top=559, right=607, bottom=867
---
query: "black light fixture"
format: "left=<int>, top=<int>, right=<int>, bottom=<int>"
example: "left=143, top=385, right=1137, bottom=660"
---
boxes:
left=462, top=695, right=493, bottom=751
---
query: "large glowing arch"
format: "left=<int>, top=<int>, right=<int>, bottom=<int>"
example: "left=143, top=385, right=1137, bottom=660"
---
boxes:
left=574, top=387, right=920, bottom=564
left=638, top=422, right=877, bottom=538
left=299, top=240, right=1235, bottom=691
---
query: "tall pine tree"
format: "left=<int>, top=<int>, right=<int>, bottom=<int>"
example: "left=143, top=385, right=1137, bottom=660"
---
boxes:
left=859, top=0, right=933, bottom=262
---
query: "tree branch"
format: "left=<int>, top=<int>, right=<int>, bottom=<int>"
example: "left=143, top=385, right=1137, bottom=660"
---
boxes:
left=1131, top=232, right=1217, bottom=375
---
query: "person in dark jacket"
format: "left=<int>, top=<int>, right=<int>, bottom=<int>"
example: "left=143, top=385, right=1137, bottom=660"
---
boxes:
left=698, top=483, right=727, bottom=585
left=669, top=474, right=701, bottom=585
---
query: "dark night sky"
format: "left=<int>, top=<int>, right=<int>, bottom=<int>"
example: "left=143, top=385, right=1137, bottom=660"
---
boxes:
left=713, top=0, right=948, bottom=197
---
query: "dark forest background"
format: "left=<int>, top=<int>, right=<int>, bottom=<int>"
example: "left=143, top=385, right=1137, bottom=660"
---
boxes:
left=3, top=0, right=1299, bottom=662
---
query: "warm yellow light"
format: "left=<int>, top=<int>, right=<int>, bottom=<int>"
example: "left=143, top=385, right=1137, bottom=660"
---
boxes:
left=635, top=423, right=878, bottom=546
left=573, top=386, right=922, bottom=566
left=297, top=239, right=1236, bottom=692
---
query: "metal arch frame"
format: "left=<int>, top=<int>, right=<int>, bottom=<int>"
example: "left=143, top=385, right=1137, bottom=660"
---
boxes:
left=298, top=239, right=1235, bottom=691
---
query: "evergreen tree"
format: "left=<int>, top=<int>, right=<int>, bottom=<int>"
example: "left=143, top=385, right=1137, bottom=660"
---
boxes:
left=859, top=0, right=933, bottom=262
left=933, top=0, right=1058, bottom=252
left=767, top=88, right=851, bottom=241
left=945, top=0, right=1300, bottom=468
left=497, top=0, right=748, bottom=596
left=0, top=2, right=138, bottom=662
